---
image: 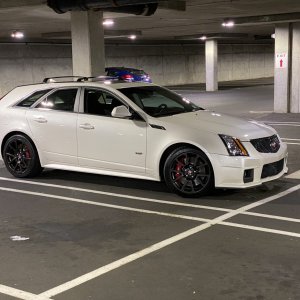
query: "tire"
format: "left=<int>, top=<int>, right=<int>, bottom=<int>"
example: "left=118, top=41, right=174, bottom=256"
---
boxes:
left=163, top=147, right=214, bottom=197
left=3, top=134, right=43, bottom=178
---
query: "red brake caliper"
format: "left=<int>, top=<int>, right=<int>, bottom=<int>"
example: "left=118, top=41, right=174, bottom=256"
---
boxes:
left=24, top=145, right=31, bottom=159
left=175, top=157, right=184, bottom=182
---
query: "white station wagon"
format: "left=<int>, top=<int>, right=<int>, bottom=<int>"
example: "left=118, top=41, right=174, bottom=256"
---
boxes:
left=0, top=77, right=288, bottom=197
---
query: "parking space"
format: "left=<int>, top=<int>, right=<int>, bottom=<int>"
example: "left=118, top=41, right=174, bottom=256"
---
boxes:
left=0, top=86, right=300, bottom=300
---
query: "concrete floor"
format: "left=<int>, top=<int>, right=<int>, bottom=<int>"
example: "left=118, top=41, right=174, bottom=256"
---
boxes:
left=0, top=84, right=299, bottom=300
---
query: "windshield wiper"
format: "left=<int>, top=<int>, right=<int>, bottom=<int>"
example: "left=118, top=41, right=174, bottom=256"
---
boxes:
left=192, top=107, right=205, bottom=111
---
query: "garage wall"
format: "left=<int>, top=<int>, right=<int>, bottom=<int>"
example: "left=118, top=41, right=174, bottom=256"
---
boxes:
left=0, top=44, right=72, bottom=96
left=0, top=43, right=274, bottom=96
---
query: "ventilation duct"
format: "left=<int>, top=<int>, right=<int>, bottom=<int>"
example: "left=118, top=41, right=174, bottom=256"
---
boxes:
left=47, top=0, right=158, bottom=16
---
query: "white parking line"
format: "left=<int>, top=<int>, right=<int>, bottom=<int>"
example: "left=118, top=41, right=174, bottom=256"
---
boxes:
left=268, top=124, right=300, bottom=127
left=244, top=211, right=300, bottom=223
left=38, top=184, right=300, bottom=298
left=282, top=138, right=300, bottom=141
left=0, top=177, right=299, bottom=224
left=285, top=170, right=300, bottom=179
left=249, top=111, right=273, bottom=114
left=0, top=184, right=299, bottom=297
left=0, top=177, right=231, bottom=213
left=0, top=284, right=51, bottom=300
left=0, top=187, right=211, bottom=223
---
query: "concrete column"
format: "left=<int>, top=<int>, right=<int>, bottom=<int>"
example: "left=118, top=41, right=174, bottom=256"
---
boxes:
left=274, top=24, right=292, bottom=113
left=205, top=39, right=218, bottom=91
left=71, top=11, right=105, bottom=77
left=291, top=22, right=300, bottom=113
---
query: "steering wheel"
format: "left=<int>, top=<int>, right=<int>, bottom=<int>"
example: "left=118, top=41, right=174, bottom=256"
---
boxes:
left=156, top=104, right=168, bottom=114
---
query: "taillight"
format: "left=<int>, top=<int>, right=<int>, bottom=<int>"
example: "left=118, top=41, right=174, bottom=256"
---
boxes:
left=121, top=74, right=134, bottom=81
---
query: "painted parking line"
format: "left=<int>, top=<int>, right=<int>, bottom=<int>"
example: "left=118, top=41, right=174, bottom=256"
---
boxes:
left=0, top=177, right=231, bottom=213
left=37, top=184, right=300, bottom=298
left=282, top=138, right=300, bottom=145
left=0, top=284, right=51, bottom=300
left=0, top=184, right=299, bottom=298
left=0, top=177, right=299, bottom=224
left=0, top=187, right=211, bottom=223
left=285, top=170, right=300, bottom=179
left=249, top=111, right=273, bottom=114
left=264, top=121, right=300, bottom=126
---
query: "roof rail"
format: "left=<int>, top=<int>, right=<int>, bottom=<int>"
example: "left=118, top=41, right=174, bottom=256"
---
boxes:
left=77, top=76, right=121, bottom=82
left=43, top=76, right=86, bottom=83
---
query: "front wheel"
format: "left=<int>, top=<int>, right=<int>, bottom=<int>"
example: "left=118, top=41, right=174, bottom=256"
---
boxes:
left=3, top=134, right=43, bottom=178
left=163, top=147, right=214, bottom=197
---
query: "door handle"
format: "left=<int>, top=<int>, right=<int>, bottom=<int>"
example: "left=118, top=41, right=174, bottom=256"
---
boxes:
left=79, top=123, right=95, bottom=130
left=33, top=117, right=47, bottom=123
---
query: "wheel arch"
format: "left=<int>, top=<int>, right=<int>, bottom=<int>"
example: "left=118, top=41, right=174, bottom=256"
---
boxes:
left=1, top=131, right=39, bottom=158
left=159, top=142, right=215, bottom=182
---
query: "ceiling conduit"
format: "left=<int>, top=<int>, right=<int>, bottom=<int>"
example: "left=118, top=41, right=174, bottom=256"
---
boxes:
left=47, top=0, right=159, bottom=15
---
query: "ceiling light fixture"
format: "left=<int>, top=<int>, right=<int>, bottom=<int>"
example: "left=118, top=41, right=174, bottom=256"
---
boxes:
left=199, top=35, right=207, bottom=41
left=222, top=21, right=235, bottom=28
left=271, top=33, right=276, bottom=39
left=103, top=19, right=114, bottom=26
left=11, top=30, right=24, bottom=39
left=129, top=35, right=137, bottom=40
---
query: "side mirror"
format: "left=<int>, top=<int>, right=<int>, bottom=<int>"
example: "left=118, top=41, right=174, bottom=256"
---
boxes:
left=111, top=105, right=132, bottom=118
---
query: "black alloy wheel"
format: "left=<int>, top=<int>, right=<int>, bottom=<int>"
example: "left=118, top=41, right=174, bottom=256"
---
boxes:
left=163, top=147, right=214, bottom=197
left=3, top=134, right=42, bottom=178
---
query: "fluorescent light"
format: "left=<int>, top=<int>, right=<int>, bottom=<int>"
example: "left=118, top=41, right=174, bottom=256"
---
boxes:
left=199, top=35, right=207, bottom=41
left=222, top=21, right=235, bottom=28
left=11, top=31, right=24, bottom=39
left=129, top=35, right=137, bottom=40
left=103, top=19, right=114, bottom=26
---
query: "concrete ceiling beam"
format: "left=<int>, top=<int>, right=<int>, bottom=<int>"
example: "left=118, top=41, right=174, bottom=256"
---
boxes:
left=225, top=12, right=300, bottom=26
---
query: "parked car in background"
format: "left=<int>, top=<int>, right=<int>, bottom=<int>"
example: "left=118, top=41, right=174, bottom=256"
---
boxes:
left=105, top=67, right=152, bottom=83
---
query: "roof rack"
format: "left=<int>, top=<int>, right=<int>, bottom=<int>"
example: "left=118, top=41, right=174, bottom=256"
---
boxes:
left=77, top=76, right=121, bottom=82
left=43, top=76, right=86, bottom=83
left=43, top=76, right=123, bottom=84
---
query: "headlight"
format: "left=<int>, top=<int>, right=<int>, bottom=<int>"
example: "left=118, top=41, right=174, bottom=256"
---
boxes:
left=219, top=134, right=249, bottom=156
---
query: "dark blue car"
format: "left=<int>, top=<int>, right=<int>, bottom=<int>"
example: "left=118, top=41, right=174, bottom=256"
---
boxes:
left=105, top=67, right=152, bottom=83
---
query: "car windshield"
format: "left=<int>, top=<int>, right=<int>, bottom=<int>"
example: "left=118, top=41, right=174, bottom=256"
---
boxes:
left=118, top=86, right=203, bottom=117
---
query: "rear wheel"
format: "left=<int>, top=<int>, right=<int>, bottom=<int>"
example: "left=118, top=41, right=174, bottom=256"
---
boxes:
left=163, top=147, right=214, bottom=197
left=3, top=134, right=42, bottom=178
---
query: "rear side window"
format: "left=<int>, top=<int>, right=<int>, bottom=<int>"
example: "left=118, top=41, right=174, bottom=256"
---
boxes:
left=36, top=89, right=78, bottom=112
left=17, top=89, right=52, bottom=108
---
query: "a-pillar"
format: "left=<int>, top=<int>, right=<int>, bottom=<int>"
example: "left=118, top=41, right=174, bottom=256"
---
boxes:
left=274, top=24, right=292, bottom=113
left=291, top=22, right=300, bottom=113
left=71, top=11, right=105, bottom=77
left=205, top=39, right=218, bottom=91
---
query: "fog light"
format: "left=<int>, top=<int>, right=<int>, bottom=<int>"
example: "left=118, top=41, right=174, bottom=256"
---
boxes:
left=244, top=169, right=254, bottom=183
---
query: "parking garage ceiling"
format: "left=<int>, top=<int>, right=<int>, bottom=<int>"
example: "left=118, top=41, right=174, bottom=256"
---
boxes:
left=0, top=0, right=300, bottom=43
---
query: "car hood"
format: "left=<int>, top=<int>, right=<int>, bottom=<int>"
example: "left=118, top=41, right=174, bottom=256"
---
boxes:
left=160, top=110, right=276, bottom=141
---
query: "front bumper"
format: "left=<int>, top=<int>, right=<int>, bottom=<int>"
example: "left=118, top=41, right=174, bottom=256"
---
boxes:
left=211, top=142, right=288, bottom=189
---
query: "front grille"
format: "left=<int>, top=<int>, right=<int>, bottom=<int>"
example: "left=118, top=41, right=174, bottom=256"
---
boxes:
left=261, top=159, right=284, bottom=179
left=251, top=135, right=280, bottom=153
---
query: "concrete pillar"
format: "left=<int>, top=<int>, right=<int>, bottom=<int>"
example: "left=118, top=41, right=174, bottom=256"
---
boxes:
left=274, top=24, right=292, bottom=113
left=71, top=11, right=105, bottom=77
left=205, top=39, right=218, bottom=92
left=291, top=22, right=300, bottom=113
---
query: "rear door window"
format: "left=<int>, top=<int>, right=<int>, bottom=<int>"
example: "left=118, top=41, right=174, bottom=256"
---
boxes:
left=16, top=89, right=52, bottom=108
left=36, top=89, right=78, bottom=112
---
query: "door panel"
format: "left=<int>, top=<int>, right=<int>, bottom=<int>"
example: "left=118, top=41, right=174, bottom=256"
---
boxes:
left=26, top=88, right=79, bottom=165
left=77, top=114, right=147, bottom=173
left=77, top=88, right=147, bottom=173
